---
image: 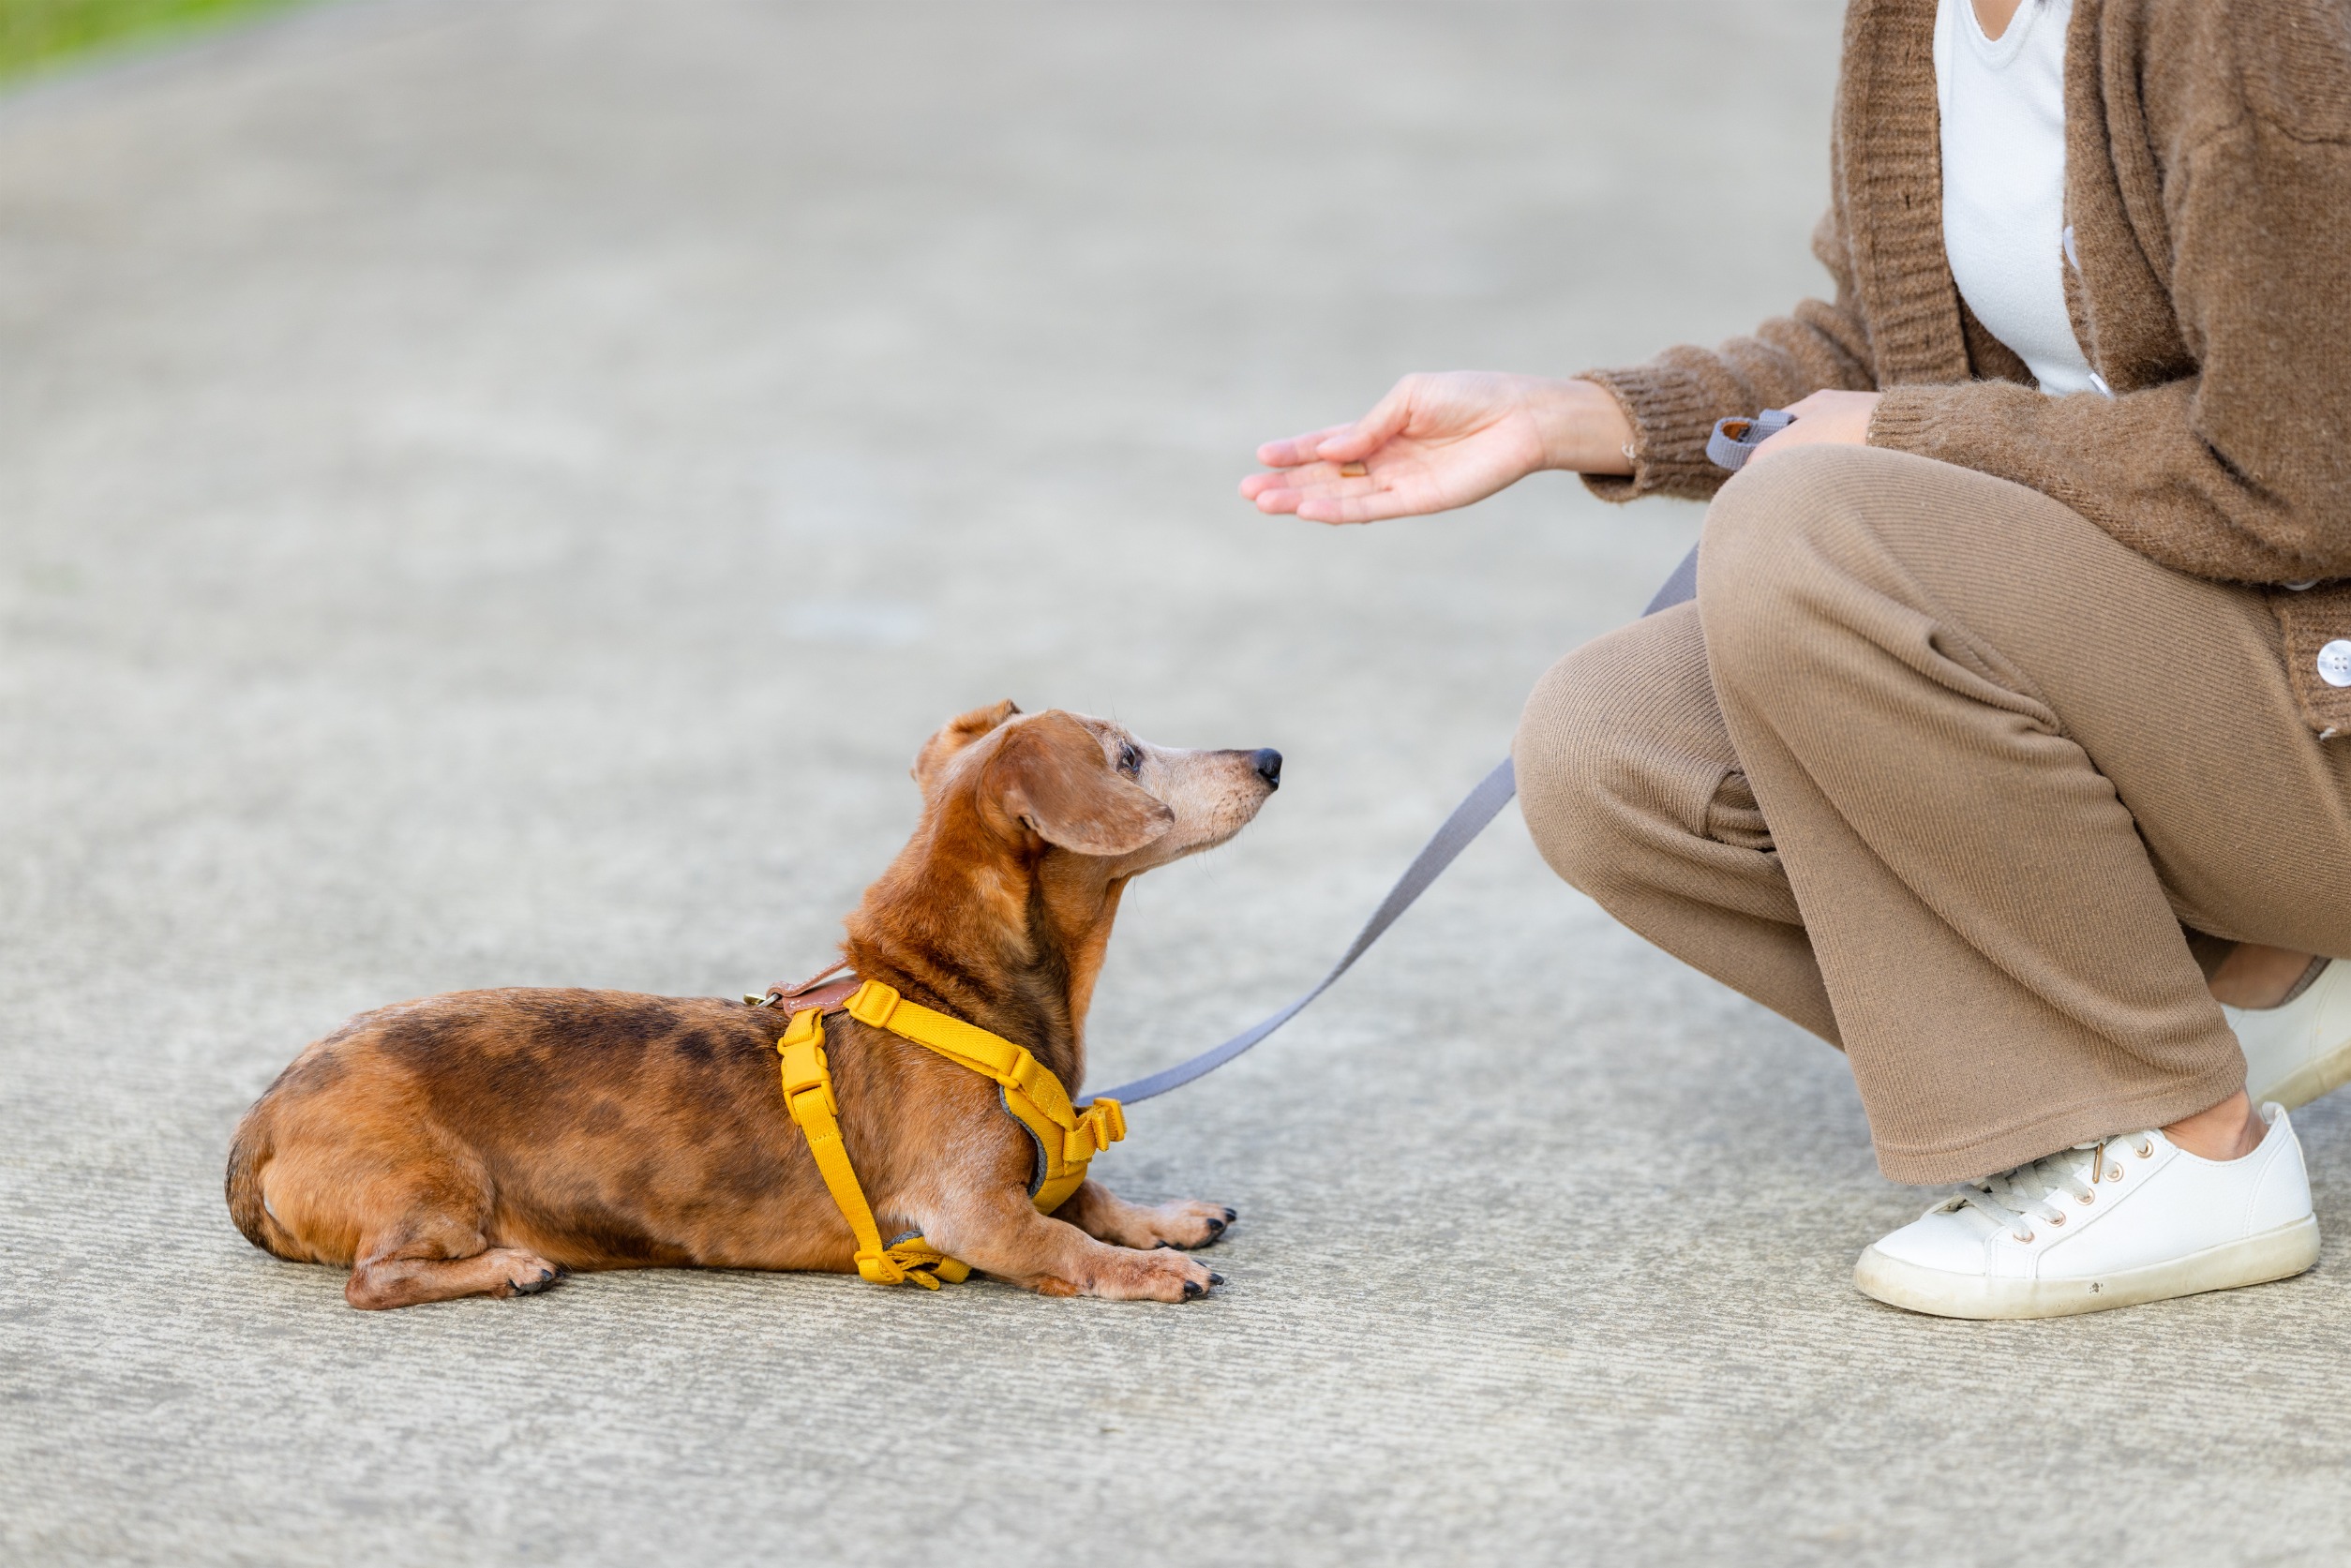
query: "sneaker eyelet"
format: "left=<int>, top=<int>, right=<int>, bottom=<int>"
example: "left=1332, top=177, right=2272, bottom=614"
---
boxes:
left=2076, top=1191, right=2094, bottom=1204
left=2047, top=1213, right=2065, bottom=1226
left=2016, top=1231, right=2036, bottom=1244
left=2134, top=1142, right=2152, bottom=1158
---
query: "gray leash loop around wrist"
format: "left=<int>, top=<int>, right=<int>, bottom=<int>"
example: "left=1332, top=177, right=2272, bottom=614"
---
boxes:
left=1085, top=541, right=1703, bottom=1108
left=1704, top=408, right=1795, bottom=471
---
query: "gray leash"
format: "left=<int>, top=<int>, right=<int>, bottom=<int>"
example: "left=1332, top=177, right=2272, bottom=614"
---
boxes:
left=1086, top=540, right=1703, bottom=1107
left=1704, top=409, right=1794, bottom=471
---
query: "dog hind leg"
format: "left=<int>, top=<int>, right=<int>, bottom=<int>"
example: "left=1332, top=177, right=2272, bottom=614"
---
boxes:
left=1053, top=1179, right=1235, bottom=1250
left=348, top=1243, right=564, bottom=1310
left=340, top=1182, right=562, bottom=1311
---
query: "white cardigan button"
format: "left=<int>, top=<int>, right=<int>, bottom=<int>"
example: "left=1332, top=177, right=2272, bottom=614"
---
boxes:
left=2318, top=641, right=2351, bottom=687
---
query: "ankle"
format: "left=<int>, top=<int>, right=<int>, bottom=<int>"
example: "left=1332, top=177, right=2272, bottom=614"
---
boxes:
left=2162, top=1091, right=2264, bottom=1161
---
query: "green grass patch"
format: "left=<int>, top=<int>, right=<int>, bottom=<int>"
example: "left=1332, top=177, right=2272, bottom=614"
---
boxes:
left=0, top=0, right=309, bottom=83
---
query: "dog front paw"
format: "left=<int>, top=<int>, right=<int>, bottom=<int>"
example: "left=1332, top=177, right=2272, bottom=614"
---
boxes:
left=1055, top=1181, right=1237, bottom=1251
left=1089, top=1247, right=1223, bottom=1304
left=1144, top=1199, right=1236, bottom=1249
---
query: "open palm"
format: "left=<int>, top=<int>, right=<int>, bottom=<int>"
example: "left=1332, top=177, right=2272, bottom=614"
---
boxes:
left=1240, top=372, right=1561, bottom=525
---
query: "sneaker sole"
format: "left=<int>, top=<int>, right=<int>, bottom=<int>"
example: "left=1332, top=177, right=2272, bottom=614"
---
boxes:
left=1853, top=1215, right=2320, bottom=1320
left=2251, top=1033, right=2351, bottom=1112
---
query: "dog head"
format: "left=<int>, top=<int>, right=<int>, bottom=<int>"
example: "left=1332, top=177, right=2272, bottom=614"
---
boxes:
left=846, top=702, right=1280, bottom=1075
left=911, top=700, right=1279, bottom=877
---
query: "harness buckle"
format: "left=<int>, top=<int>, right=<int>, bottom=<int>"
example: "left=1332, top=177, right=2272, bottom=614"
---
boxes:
left=777, top=1010, right=838, bottom=1116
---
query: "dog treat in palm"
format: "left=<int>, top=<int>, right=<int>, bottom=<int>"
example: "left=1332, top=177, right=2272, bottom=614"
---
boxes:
left=1339, top=461, right=1370, bottom=478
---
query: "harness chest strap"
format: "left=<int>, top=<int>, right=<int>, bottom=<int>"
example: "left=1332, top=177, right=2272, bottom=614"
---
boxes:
left=775, top=979, right=1126, bottom=1288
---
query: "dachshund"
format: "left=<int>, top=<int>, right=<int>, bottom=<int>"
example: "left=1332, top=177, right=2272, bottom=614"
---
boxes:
left=225, top=701, right=1280, bottom=1309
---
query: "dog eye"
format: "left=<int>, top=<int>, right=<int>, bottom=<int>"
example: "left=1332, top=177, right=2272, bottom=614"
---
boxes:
left=1116, top=742, right=1141, bottom=777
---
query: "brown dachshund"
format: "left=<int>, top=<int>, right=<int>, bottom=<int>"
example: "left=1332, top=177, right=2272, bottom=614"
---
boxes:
left=226, top=701, right=1280, bottom=1309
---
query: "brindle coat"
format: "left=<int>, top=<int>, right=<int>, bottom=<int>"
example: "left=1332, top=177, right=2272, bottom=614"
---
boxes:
left=226, top=702, right=1278, bottom=1309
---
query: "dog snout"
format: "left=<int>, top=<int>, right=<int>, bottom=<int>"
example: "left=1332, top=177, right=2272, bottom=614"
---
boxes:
left=1250, top=749, right=1282, bottom=790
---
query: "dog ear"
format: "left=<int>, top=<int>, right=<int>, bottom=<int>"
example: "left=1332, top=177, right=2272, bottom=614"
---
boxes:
left=983, top=711, right=1174, bottom=857
left=912, top=699, right=1022, bottom=792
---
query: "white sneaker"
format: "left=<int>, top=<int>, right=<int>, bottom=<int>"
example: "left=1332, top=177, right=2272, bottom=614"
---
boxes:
left=1854, top=1103, right=2319, bottom=1319
left=2229, top=959, right=2351, bottom=1110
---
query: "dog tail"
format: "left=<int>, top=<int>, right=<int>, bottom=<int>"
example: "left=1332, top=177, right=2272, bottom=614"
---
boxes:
left=224, top=1112, right=286, bottom=1257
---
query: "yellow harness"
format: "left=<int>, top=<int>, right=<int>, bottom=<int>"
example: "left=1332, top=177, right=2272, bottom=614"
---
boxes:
left=774, top=978, right=1127, bottom=1289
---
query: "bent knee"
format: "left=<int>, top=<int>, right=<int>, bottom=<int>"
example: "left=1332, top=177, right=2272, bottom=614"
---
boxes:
left=1513, top=610, right=1717, bottom=901
left=1698, top=443, right=1906, bottom=679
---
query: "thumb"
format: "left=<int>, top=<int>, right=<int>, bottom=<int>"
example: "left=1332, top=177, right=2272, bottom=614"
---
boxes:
left=1311, top=381, right=1416, bottom=463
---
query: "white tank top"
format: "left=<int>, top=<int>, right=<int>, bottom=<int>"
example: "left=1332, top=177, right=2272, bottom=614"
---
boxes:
left=1933, top=0, right=2106, bottom=397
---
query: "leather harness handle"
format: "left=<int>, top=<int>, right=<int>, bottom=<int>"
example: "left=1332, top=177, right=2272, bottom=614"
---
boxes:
left=749, top=963, right=862, bottom=1016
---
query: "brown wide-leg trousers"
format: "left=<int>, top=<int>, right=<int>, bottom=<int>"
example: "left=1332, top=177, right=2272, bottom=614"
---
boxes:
left=1514, top=445, right=2351, bottom=1184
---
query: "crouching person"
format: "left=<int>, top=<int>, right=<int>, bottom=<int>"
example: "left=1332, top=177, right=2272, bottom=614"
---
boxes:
left=1241, top=0, right=2351, bottom=1316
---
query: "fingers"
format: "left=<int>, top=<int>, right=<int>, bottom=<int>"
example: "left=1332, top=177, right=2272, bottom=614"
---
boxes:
left=1310, top=383, right=1414, bottom=465
left=1777, top=387, right=1879, bottom=417
left=1242, top=452, right=1387, bottom=512
left=1243, top=380, right=1424, bottom=516
left=1250, top=377, right=1418, bottom=470
left=1238, top=468, right=1295, bottom=502
left=1242, top=457, right=1372, bottom=509
left=1295, top=487, right=1423, bottom=525
left=1745, top=390, right=1879, bottom=465
left=1245, top=467, right=1416, bottom=525
left=1253, top=423, right=1355, bottom=470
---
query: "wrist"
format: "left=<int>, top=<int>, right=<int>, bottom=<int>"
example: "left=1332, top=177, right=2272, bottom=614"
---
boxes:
left=1530, top=377, right=1636, bottom=475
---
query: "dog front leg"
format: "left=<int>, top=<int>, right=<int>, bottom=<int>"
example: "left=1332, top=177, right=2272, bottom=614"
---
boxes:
left=1053, top=1179, right=1234, bottom=1250
left=922, top=1187, right=1221, bottom=1302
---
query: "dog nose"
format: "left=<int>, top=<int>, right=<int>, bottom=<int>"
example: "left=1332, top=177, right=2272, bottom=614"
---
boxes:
left=1250, top=748, right=1282, bottom=789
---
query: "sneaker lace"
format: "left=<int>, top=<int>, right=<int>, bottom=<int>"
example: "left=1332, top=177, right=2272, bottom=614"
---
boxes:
left=1954, top=1135, right=2149, bottom=1243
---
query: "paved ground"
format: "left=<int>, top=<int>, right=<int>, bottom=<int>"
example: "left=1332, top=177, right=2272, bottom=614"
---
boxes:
left=4, top=3, right=2348, bottom=1564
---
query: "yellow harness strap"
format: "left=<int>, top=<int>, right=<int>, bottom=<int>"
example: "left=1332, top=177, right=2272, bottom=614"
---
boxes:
left=775, top=979, right=1126, bottom=1289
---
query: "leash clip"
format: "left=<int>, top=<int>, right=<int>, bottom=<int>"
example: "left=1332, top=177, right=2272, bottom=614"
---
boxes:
left=1074, top=1097, right=1127, bottom=1157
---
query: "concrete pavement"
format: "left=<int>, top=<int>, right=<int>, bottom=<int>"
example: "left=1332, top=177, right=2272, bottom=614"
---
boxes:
left=4, top=3, right=2347, bottom=1563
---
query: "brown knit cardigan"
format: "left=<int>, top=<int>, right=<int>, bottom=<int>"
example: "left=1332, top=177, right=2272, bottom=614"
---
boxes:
left=1581, top=0, right=2351, bottom=733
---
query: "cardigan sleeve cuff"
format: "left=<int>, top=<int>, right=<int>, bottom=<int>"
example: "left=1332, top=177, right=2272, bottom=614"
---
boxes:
left=1573, top=365, right=1733, bottom=503
left=1862, top=383, right=1946, bottom=459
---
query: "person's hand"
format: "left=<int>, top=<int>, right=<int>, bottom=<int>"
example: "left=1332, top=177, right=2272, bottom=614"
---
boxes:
left=1745, top=389, right=1880, bottom=464
left=1241, top=373, right=1633, bottom=525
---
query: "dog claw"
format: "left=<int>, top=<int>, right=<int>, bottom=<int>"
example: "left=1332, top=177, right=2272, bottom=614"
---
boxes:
left=1222, top=1207, right=1236, bottom=1221
left=1204, top=1217, right=1226, bottom=1239
left=1208, top=1272, right=1225, bottom=1287
left=1182, top=1279, right=1205, bottom=1300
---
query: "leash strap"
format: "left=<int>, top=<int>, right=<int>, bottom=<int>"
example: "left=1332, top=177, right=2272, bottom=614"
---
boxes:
left=1086, top=755, right=1521, bottom=1105
left=1704, top=409, right=1794, bottom=471
left=1084, top=543, right=1702, bottom=1107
